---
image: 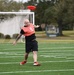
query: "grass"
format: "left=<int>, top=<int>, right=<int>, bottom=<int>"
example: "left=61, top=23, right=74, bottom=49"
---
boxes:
left=0, top=41, right=74, bottom=75
left=36, top=30, right=74, bottom=39
left=0, top=30, right=74, bottom=75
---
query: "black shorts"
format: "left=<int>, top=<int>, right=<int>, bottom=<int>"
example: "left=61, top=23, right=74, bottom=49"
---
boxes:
left=25, top=40, right=38, bottom=53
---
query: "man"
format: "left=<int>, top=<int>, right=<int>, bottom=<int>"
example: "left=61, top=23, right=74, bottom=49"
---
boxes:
left=13, top=19, right=40, bottom=66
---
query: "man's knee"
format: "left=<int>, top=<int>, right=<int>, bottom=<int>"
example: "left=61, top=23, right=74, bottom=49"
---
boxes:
left=33, top=51, right=37, bottom=54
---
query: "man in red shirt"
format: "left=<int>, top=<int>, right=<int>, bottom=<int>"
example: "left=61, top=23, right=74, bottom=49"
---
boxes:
left=13, top=19, right=40, bottom=66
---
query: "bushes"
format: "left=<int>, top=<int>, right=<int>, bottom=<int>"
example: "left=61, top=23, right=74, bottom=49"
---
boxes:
left=5, top=35, right=11, bottom=39
left=12, top=34, right=19, bottom=39
left=0, top=33, right=4, bottom=38
left=0, top=33, right=19, bottom=39
left=0, top=33, right=11, bottom=39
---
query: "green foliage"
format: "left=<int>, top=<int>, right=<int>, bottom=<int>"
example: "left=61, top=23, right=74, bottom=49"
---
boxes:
left=0, top=33, right=4, bottom=39
left=62, top=24, right=73, bottom=30
left=5, top=35, right=11, bottom=39
left=12, top=34, right=19, bottom=39
left=35, top=1, right=53, bottom=24
left=0, top=0, right=23, bottom=12
left=43, top=0, right=74, bottom=35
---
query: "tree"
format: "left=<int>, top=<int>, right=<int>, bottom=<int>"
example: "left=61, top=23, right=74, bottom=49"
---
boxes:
left=0, top=0, right=23, bottom=21
left=35, top=1, right=53, bottom=25
left=44, top=0, right=74, bottom=36
left=0, top=0, right=23, bottom=12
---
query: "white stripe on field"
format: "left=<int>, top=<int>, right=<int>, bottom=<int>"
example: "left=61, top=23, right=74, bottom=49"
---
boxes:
left=0, top=51, right=74, bottom=55
left=0, top=53, right=74, bottom=58
left=0, top=48, right=24, bottom=50
left=0, top=55, right=74, bottom=58
left=0, top=52, right=23, bottom=55
left=0, top=52, right=74, bottom=59
left=0, top=60, right=74, bottom=65
left=0, top=69, right=74, bottom=74
left=40, top=53, right=74, bottom=58
left=0, top=50, right=74, bottom=55
left=40, top=50, right=74, bottom=52
left=0, top=46, right=74, bottom=50
left=0, top=56, right=23, bottom=58
left=39, top=47, right=74, bottom=49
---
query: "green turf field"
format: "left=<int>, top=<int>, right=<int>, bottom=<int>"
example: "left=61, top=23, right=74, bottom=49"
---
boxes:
left=0, top=41, right=74, bottom=75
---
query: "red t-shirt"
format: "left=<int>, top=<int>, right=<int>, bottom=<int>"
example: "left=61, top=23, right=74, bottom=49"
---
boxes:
left=21, top=23, right=35, bottom=36
left=20, top=23, right=36, bottom=42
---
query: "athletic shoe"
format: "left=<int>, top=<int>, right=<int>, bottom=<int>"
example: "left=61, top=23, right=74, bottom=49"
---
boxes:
left=33, top=62, right=41, bottom=66
left=20, top=60, right=27, bottom=65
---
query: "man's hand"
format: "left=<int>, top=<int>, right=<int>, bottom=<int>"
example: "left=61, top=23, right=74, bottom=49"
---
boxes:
left=34, top=25, right=40, bottom=28
left=13, top=41, right=17, bottom=45
left=13, top=34, right=22, bottom=45
left=36, top=25, right=39, bottom=28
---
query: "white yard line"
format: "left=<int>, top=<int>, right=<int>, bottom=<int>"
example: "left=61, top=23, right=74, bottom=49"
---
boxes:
left=0, top=53, right=74, bottom=58
left=0, top=69, right=74, bottom=74
left=0, top=46, right=74, bottom=50
left=0, top=48, right=24, bottom=50
left=0, top=52, right=23, bottom=55
left=0, top=55, right=74, bottom=59
left=39, top=47, right=74, bottom=49
left=40, top=55, right=74, bottom=57
left=40, top=50, right=74, bottom=52
left=0, top=56, right=23, bottom=58
left=0, top=51, right=74, bottom=59
left=0, top=60, right=74, bottom=65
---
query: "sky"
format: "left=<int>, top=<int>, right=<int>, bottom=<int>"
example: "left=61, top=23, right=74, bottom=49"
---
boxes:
left=13, top=0, right=28, bottom=3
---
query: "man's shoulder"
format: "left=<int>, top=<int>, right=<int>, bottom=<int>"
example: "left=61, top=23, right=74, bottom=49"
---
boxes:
left=20, top=29, right=25, bottom=34
left=30, top=23, right=34, bottom=27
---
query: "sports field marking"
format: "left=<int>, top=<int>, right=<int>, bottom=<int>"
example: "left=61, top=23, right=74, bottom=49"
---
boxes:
left=39, top=47, right=74, bottom=49
left=40, top=52, right=74, bottom=56
left=38, top=40, right=74, bottom=42
left=0, top=52, right=23, bottom=55
left=0, top=46, right=74, bottom=50
left=40, top=55, right=74, bottom=59
left=0, top=52, right=74, bottom=59
left=0, top=50, right=74, bottom=58
left=0, top=48, right=24, bottom=50
left=0, top=54, right=74, bottom=58
left=40, top=50, right=74, bottom=52
left=0, top=56, right=23, bottom=58
left=0, top=60, right=74, bottom=65
left=0, top=69, right=74, bottom=74
left=0, top=49, right=74, bottom=54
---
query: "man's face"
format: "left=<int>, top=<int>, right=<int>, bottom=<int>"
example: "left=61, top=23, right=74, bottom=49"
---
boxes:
left=24, top=21, right=30, bottom=26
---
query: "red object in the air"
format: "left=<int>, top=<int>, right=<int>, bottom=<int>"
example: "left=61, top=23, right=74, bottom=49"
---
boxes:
left=27, top=5, right=36, bottom=10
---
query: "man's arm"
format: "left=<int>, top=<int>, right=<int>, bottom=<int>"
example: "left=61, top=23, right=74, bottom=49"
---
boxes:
left=16, top=34, right=22, bottom=42
left=13, top=34, right=22, bottom=45
left=34, top=25, right=39, bottom=28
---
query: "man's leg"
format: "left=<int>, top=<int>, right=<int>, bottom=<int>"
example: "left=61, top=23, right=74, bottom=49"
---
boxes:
left=20, top=53, right=29, bottom=65
left=33, top=51, right=37, bottom=62
left=33, top=51, right=40, bottom=66
left=24, top=53, right=29, bottom=61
